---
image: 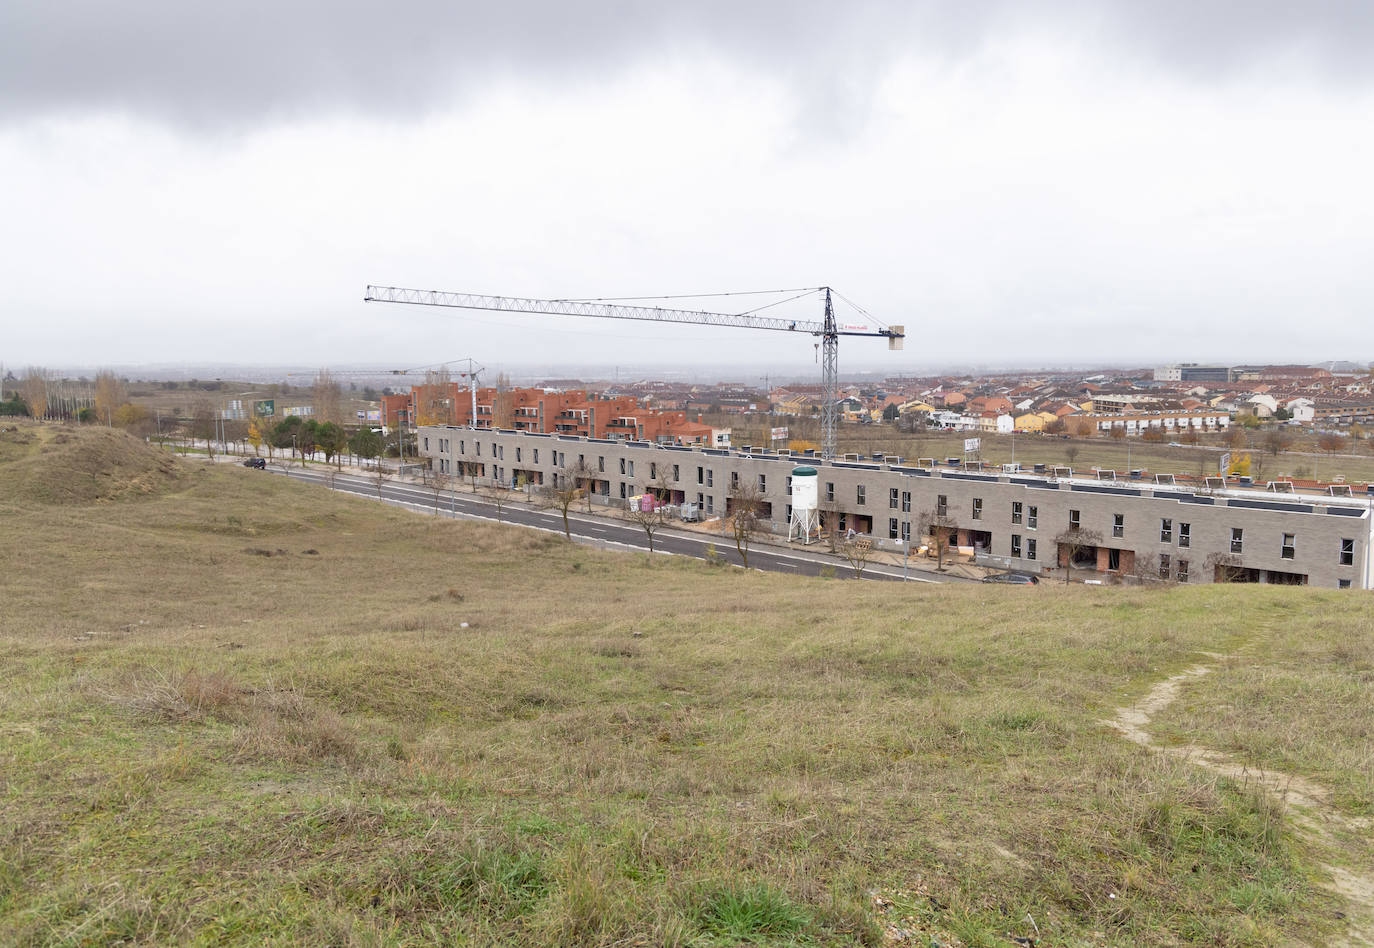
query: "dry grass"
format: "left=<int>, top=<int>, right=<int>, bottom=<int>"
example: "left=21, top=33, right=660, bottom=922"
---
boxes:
left=1, top=422, right=1370, bottom=946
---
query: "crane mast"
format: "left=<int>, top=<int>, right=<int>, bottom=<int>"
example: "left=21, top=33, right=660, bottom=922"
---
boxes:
left=364, top=284, right=903, bottom=459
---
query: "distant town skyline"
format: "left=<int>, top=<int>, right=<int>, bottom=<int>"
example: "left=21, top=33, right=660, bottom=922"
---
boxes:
left=4, top=2, right=1373, bottom=366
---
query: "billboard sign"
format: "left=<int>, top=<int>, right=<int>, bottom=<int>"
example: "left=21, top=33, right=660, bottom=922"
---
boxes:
left=254, top=399, right=275, bottom=417
left=964, top=437, right=981, bottom=453
left=770, top=426, right=789, bottom=441
left=1219, top=452, right=1231, bottom=475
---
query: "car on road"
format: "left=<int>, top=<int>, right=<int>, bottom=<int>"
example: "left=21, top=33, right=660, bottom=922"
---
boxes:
left=981, top=572, right=1039, bottom=585
left=242, top=458, right=267, bottom=469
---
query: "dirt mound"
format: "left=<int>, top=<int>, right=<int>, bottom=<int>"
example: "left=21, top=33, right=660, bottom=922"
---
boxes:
left=0, top=423, right=186, bottom=505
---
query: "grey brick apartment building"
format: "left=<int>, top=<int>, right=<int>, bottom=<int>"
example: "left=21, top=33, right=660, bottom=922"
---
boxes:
left=418, top=426, right=1373, bottom=589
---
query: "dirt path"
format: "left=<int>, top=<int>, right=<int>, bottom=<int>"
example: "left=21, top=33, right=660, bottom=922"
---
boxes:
left=1105, top=657, right=1374, bottom=946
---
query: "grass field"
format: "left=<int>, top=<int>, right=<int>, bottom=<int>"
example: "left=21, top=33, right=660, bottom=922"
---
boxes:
left=2, top=422, right=1371, bottom=946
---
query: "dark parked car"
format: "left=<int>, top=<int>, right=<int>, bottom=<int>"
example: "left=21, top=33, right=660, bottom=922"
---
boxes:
left=242, top=457, right=267, bottom=469
left=981, top=572, right=1039, bottom=585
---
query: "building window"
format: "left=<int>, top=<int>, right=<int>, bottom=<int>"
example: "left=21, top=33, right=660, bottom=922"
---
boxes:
left=619, top=458, right=626, bottom=474
left=423, top=437, right=429, bottom=451
left=889, top=518, right=899, bottom=539
left=650, top=462, right=657, bottom=480
left=972, top=498, right=983, bottom=520
left=1160, top=518, right=1172, bottom=543
left=515, top=447, right=521, bottom=462
left=533, top=449, right=539, bottom=464
left=1159, top=554, right=1171, bottom=579
left=901, top=490, right=911, bottom=513
left=1113, top=513, right=1124, bottom=538
left=697, top=492, right=703, bottom=507
left=1012, top=501, right=1023, bottom=524
left=1177, top=559, right=1189, bottom=583
left=706, top=470, right=713, bottom=487
left=901, top=521, right=911, bottom=542
left=598, top=456, right=605, bottom=472
left=890, top=487, right=900, bottom=509
left=460, top=440, right=465, bottom=454
left=619, top=482, right=626, bottom=498
left=937, top=494, right=947, bottom=517
left=1027, top=506, right=1037, bottom=529
left=1011, top=534, right=1022, bottom=557
left=1340, top=538, right=1354, bottom=566
left=477, top=442, right=482, bottom=456
left=697, top=466, right=703, bottom=484
left=731, top=471, right=739, bottom=488
left=1339, top=578, right=1352, bottom=589
left=786, top=476, right=792, bottom=494
left=1179, top=522, right=1190, bottom=548
left=627, top=460, right=634, bottom=478
left=706, top=495, right=714, bottom=514
left=857, top=485, right=866, bottom=506
left=1281, top=533, right=1295, bottom=559
left=1026, top=538, right=1037, bottom=561
left=1231, top=528, right=1244, bottom=554
left=1069, top=509, right=1080, bottom=530
left=758, top=474, right=767, bottom=492
left=826, top=482, right=835, bottom=502
left=673, top=464, right=680, bottom=481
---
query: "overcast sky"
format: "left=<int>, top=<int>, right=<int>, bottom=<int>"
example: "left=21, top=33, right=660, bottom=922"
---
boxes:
left=3, top=1, right=1372, bottom=376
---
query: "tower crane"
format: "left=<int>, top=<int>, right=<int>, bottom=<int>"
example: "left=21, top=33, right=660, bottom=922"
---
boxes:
left=363, top=285, right=903, bottom=459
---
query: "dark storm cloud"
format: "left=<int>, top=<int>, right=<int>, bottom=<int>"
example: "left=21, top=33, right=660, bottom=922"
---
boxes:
left=2, top=1, right=1371, bottom=127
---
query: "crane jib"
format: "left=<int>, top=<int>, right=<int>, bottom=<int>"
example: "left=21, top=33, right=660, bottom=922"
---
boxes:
left=364, top=283, right=904, bottom=460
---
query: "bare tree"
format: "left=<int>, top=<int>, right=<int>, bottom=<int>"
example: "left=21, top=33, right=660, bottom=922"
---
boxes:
left=21, top=367, right=48, bottom=421
left=312, top=369, right=344, bottom=425
left=917, top=509, right=957, bottom=572
left=1053, top=526, right=1104, bottom=585
left=1317, top=433, right=1348, bottom=458
left=623, top=481, right=673, bottom=553
left=190, top=399, right=218, bottom=461
left=93, top=370, right=126, bottom=426
left=820, top=499, right=844, bottom=553
left=480, top=478, right=509, bottom=521
left=543, top=466, right=582, bottom=539
left=1063, top=444, right=1079, bottom=469
left=1205, top=551, right=1247, bottom=584
left=572, top=457, right=598, bottom=513
left=421, top=464, right=452, bottom=514
left=841, top=536, right=875, bottom=579
left=727, top=482, right=766, bottom=568
left=1262, top=427, right=1294, bottom=457
left=418, top=366, right=455, bottom=425
left=370, top=465, right=392, bottom=500
left=492, top=372, right=514, bottom=429
left=1130, top=551, right=1161, bottom=586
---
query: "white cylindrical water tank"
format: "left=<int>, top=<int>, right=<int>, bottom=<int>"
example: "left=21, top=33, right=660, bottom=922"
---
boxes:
left=791, top=466, right=818, bottom=511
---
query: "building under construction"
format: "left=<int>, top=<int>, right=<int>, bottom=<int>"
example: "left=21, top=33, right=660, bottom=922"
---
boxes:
left=416, top=423, right=1374, bottom=590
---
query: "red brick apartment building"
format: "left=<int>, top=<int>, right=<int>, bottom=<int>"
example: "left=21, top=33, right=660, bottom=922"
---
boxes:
left=390, top=384, right=722, bottom=445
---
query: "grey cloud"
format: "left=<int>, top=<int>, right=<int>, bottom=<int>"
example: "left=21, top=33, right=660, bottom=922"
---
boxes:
left=2, top=1, right=1371, bottom=129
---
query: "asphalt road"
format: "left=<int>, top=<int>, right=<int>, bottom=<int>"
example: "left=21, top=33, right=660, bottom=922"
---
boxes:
left=264, top=465, right=969, bottom=584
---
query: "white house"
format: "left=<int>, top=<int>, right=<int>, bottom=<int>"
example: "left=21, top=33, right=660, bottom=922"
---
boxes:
left=1286, top=398, right=1315, bottom=424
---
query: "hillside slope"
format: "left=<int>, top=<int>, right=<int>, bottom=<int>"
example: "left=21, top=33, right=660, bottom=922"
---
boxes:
left=1, top=425, right=1370, bottom=946
left=0, top=421, right=183, bottom=504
